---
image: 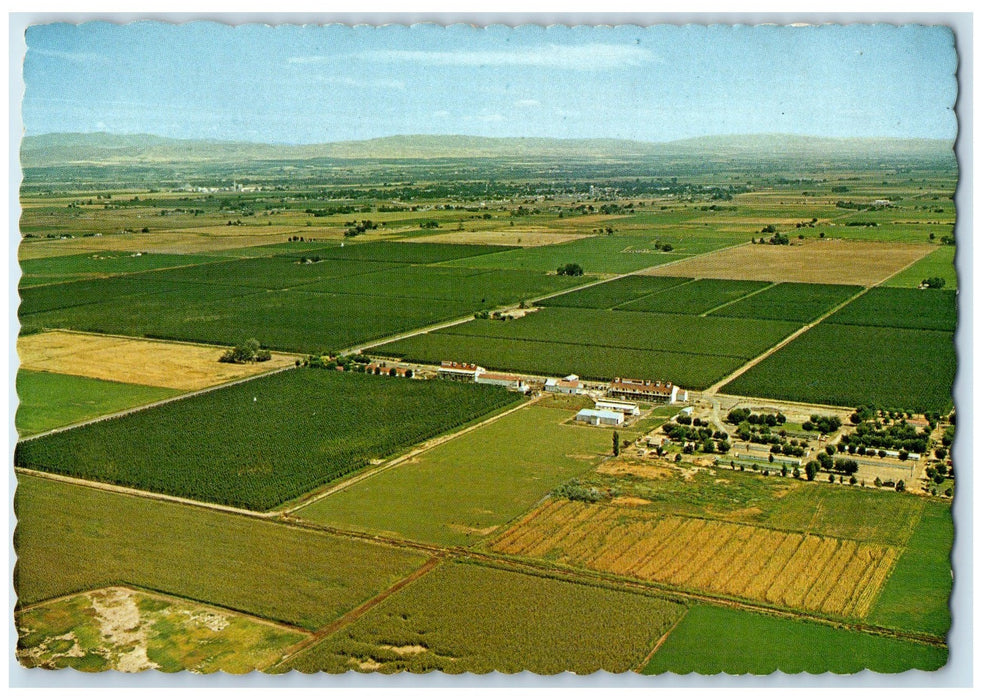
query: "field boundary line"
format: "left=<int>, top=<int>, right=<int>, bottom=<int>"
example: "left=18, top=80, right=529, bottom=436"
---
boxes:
left=700, top=281, right=779, bottom=317
left=277, top=395, right=541, bottom=514
left=633, top=240, right=753, bottom=276
left=16, top=362, right=297, bottom=443
left=635, top=608, right=689, bottom=672
left=269, top=555, right=444, bottom=671
left=704, top=285, right=871, bottom=395
left=873, top=245, right=937, bottom=287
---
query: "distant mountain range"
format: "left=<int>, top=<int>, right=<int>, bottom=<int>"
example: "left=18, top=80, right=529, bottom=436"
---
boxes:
left=20, top=132, right=954, bottom=167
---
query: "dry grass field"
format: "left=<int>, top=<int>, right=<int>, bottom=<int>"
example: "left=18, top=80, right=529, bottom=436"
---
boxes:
left=640, top=239, right=932, bottom=286
left=408, top=229, right=591, bottom=247
left=493, top=499, right=898, bottom=619
left=18, top=331, right=296, bottom=390
left=18, top=227, right=323, bottom=259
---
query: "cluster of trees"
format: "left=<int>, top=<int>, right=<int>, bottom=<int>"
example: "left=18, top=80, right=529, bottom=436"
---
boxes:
left=802, top=414, right=842, bottom=434
left=557, top=263, right=584, bottom=276
left=297, top=255, right=322, bottom=264
left=663, top=420, right=730, bottom=454
left=845, top=221, right=878, bottom=227
left=921, top=277, right=947, bottom=289
left=344, top=219, right=381, bottom=237
left=769, top=440, right=808, bottom=458
left=219, top=338, right=271, bottom=364
left=726, top=409, right=787, bottom=426
left=304, top=204, right=365, bottom=216
left=551, top=479, right=618, bottom=503
left=794, top=218, right=819, bottom=228
left=420, top=220, right=441, bottom=229
left=650, top=239, right=675, bottom=252
left=840, top=419, right=930, bottom=456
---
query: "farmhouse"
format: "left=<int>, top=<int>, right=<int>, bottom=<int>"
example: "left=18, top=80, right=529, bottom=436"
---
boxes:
left=595, top=399, right=641, bottom=416
left=439, top=361, right=484, bottom=381
left=575, top=408, right=625, bottom=426
left=475, top=371, right=529, bottom=393
left=545, top=374, right=582, bottom=395
left=366, top=363, right=411, bottom=377
left=609, top=378, right=687, bottom=404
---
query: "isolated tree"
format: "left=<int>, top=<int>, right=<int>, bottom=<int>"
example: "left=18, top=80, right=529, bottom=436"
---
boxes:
left=612, top=431, right=620, bottom=456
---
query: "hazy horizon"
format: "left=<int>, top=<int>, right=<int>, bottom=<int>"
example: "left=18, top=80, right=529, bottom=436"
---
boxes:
left=23, top=23, right=957, bottom=145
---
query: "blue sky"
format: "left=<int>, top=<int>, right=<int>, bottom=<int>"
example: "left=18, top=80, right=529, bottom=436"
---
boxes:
left=22, top=22, right=958, bottom=143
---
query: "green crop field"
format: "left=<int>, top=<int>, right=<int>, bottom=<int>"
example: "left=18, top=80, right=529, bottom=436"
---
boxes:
left=18, top=275, right=189, bottom=315
left=883, top=246, right=957, bottom=289
left=377, top=332, right=746, bottom=389
left=446, top=234, right=690, bottom=274
left=18, top=251, right=223, bottom=287
left=722, top=323, right=955, bottom=412
left=867, top=501, right=953, bottom=636
left=297, top=405, right=613, bottom=546
left=305, top=240, right=511, bottom=264
left=285, top=561, right=685, bottom=674
left=22, top=287, right=476, bottom=353
left=15, top=370, right=522, bottom=510
left=827, top=287, right=957, bottom=332
left=138, top=255, right=399, bottom=290
left=538, top=275, right=693, bottom=309
left=15, top=370, right=181, bottom=436
left=643, top=605, right=946, bottom=675
left=435, top=307, right=800, bottom=360
left=709, top=282, right=863, bottom=323
left=300, top=264, right=580, bottom=306
left=617, top=278, right=771, bottom=315
left=14, top=475, right=428, bottom=630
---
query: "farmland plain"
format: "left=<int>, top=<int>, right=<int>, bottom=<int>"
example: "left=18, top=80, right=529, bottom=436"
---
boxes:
left=15, top=370, right=180, bottom=436
left=15, top=370, right=522, bottom=510
left=296, top=404, right=614, bottom=546
left=285, top=562, right=685, bottom=674
left=643, top=605, right=946, bottom=675
left=14, top=475, right=429, bottom=630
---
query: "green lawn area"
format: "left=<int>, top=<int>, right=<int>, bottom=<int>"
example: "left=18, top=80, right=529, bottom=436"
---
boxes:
left=643, top=605, right=947, bottom=675
left=882, top=246, right=957, bottom=289
left=13, top=474, right=428, bottom=631
left=296, top=404, right=614, bottom=547
left=15, top=369, right=181, bottom=436
left=286, top=561, right=685, bottom=674
left=867, top=500, right=953, bottom=636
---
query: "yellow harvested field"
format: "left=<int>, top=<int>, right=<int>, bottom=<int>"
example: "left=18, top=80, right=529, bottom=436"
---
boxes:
left=407, top=230, right=592, bottom=247
left=638, top=239, right=932, bottom=286
left=18, top=227, right=320, bottom=259
left=492, top=500, right=896, bottom=618
left=18, top=331, right=296, bottom=390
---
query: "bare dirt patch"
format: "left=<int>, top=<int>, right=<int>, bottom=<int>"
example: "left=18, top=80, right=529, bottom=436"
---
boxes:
left=611, top=496, right=652, bottom=507
left=380, top=644, right=429, bottom=656
left=598, top=460, right=674, bottom=480
left=639, top=239, right=933, bottom=286
left=18, top=331, right=296, bottom=390
left=408, top=229, right=592, bottom=247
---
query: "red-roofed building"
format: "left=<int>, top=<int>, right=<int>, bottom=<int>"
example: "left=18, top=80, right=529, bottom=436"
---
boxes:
left=608, top=378, right=687, bottom=404
left=438, top=360, right=484, bottom=381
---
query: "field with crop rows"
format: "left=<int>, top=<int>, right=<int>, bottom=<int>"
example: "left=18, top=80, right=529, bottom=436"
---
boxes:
left=643, top=605, right=947, bottom=675
left=617, top=278, right=770, bottom=315
left=18, top=251, right=223, bottom=287
left=297, top=240, right=512, bottom=264
left=377, top=332, right=746, bottom=389
left=285, top=562, right=685, bottom=674
left=14, top=474, right=428, bottom=630
left=537, top=275, right=692, bottom=309
left=708, top=282, right=863, bottom=323
left=15, top=369, right=522, bottom=510
left=825, top=287, right=957, bottom=332
left=493, top=500, right=899, bottom=618
left=722, top=323, right=955, bottom=412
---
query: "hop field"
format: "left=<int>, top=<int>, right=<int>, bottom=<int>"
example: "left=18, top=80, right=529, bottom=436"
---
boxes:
left=493, top=500, right=899, bottom=619
left=14, top=369, right=522, bottom=510
left=285, top=561, right=685, bottom=674
left=722, top=322, right=955, bottom=412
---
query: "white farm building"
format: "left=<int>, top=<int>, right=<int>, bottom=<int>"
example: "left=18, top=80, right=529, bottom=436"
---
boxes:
left=595, top=399, right=641, bottom=416
left=575, top=408, right=625, bottom=426
left=545, top=374, right=581, bottom=395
